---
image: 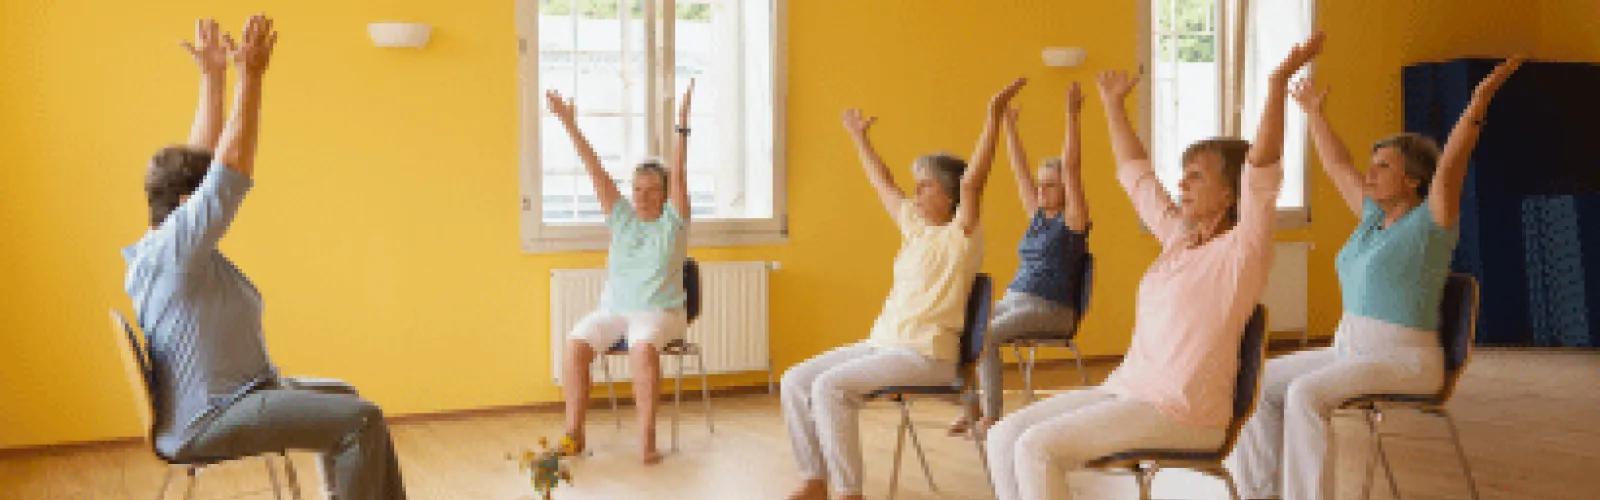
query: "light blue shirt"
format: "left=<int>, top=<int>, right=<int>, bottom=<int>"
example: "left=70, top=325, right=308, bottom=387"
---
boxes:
left=123, top=163, right=277, bottom=457
left=599, top=200, right=689, bottom=313
left=1336, top=199, right=1461, bottom=330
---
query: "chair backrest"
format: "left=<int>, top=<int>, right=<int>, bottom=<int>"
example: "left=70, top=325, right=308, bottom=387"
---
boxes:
left=1437, top=273, right=1480, bottom=402
left=684, top=258, right=702, bottom=324
left=1074, top=253, right=1095, bottom=327
left=959, top=274, right=995, bottom=367
left=1220, top=305, right=1268, bottom=455
left=109, top=309, right=156, bottom=435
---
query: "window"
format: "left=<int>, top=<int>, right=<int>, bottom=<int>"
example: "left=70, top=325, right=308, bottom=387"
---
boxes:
left=518, top=0, right=787, bottom=253
left=1140, top=0, right=1314, bottom=226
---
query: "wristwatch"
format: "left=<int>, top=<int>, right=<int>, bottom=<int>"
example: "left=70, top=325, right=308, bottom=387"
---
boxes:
left=676, top=125, right=691, bottom=135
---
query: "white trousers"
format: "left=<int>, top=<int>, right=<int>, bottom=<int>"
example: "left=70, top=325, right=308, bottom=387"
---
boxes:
left=987, top=387, right=1225, bottom=500
left=780, top=342, right=955, bottom=496
left=1228, top=313, right=1445, bottom=500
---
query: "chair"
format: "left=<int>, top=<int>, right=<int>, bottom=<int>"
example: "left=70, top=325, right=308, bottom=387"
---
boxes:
left=109, top=309, right=304, bottom=500
left=1082, top=305, right=1269, bottom=500
left=1338, top=273, right=1483, bottom=500
left=599, top=257, right=713, bottom=451
left=1001, top=253, right=1095, bottom=401
left=864, top=273, right=994, bottom=500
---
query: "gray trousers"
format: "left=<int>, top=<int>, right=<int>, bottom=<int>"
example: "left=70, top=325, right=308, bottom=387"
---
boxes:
left=781, top=342, right=956, bottom=496
left=967, top=291, right=1079, bottom=419
left=174, top=379, right=408, bottom=500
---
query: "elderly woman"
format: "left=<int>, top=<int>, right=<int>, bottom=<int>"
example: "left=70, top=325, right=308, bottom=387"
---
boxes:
left=124, top=16, right=408, bottom=499
left=1228, top=48, right=1523, bottom=500
left=983, top=34, right=1324, bottom=500
left=951, top=82, right=1093, bottom=439
left=782, top=78, right=1026, bottom=500
left=546, top=81, right=697, bottom=465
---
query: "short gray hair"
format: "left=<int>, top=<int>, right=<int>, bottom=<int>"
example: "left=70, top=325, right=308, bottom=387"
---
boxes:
left=634, top=158, right=668, bottom=186
left=913, top=153, right=966, bottom=210
left=1372, top=133, right=1441, bottom=198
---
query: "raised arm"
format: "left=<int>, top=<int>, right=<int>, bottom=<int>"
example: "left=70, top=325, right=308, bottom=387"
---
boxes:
left=841, top=109, right=906, bottom=219
left=669, top=80, right=695, bottom=221
left=1098, top=70, right=1179, bottom=242
left=1096, top=71, right=1151, bottom=167
left=1291, top=77, right=1363, bottom=215
left=955, top=77, right=1028, bottom=235
left=1002, top=106, right=1038, bottom=215
left=1061, top=82, right=1090, bottom=231
left=181, top=19, right=231, bottom=151
left=213, top=14, right=276, bottom=179
left=1431, top=55, right=1523, bottom=229
left=546, top=90, right=622, bottom=216
left=1248, top=32, right=1323, bottom=171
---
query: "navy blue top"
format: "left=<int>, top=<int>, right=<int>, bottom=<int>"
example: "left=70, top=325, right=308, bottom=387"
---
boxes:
left=1007, top=209, right=1089, bottom=307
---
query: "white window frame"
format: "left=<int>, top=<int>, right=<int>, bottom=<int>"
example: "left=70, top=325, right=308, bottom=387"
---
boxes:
left=516, top=0, right=790, bottom=254
left=1138, top=0, right=1313, bottom=230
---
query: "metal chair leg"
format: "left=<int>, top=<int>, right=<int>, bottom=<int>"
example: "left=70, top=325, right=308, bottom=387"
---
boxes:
left=1134, top=465, right=1154, bottom=500
left=1220, top=469, right=1244, bottom=500
left=1438, top=411, right=1483, bottom=500
left=889, top=406, right=907, bottom=500
left=1027, top=344, right=1040, bottom=395
left=1067, top=342, right=1089, bottom=386
left=282, top=453, right=304, bottom=500
left=900, top=401, right=937, bottom=492
left=1014, top=343, right=1034, bottom=403
left=604, top=355, right=620, bottom=429
left=1374, top=429, right=1403, bottom=499
left=672, top=352, right=684, bottom=451
left=698, top=349, right=713, bottom=434
left=974, top=427, right=996, bottom=496
left=1361, top=409, right=1381, bottom=500
left=182, top=466, right=198, bottom=500
left=154, top=465, right=177, bottom=500
left=265, top=454, right=285, bottom=500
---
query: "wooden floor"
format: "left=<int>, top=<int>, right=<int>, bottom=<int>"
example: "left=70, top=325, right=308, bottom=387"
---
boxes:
left=3, top=350, right=1596, bottom=500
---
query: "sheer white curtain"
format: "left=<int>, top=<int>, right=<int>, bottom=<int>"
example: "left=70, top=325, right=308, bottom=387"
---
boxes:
left=1240, top=0, right=1314, bottom=209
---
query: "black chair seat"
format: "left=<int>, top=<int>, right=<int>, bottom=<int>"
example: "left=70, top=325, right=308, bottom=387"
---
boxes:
left=606, top=338, right=698, bottom=355
left=868, top=384, right=964, bottom=398
left=1087, top=449, right=1224, bottom=468
left=1339, top=393, right=1444, bottom=407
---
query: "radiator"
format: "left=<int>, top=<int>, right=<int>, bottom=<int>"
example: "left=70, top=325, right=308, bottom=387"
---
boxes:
left=550, top=261, right=771, bottom=384
left=1263, top=241, right=1311, bottom=334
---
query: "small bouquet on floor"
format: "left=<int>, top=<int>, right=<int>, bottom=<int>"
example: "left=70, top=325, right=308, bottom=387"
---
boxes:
left=512, top=435, right=576, bottom=500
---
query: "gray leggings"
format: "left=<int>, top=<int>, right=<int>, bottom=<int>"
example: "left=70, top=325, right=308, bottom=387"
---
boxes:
left=174, top=379, right=408, bottom=500
left=966, top=291, right=1078, bottom=419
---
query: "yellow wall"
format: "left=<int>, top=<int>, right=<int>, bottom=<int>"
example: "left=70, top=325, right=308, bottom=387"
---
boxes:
left=0, top=0, right=1544, bottom=448
left=1539, top=0, right=1600, bottom=61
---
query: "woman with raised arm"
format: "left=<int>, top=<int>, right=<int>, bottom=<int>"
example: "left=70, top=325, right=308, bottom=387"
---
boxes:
left=984, top=34, right=1323, bottom=500
left=1229, top=52, right=1523, bottom=500
left=124, top=16, right=409, bottom=499
left=949, top=82, right=1092, bottom=439
left=781, top=78, right=1026, bottom=500
left=547, top=80, right=696, bottom=465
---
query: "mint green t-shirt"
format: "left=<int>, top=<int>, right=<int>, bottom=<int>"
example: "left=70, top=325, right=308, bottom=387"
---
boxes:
left=600, top=200, right=689, bottom=313
left=1335, top=199, right=1460, bottom=330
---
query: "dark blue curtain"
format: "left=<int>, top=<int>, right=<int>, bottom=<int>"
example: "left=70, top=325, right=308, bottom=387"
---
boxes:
left=1404, top=59, right=1600, bottom=347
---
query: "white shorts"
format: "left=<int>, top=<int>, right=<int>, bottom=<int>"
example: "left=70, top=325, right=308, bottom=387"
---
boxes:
left=568, top=309, right=688, bottom=351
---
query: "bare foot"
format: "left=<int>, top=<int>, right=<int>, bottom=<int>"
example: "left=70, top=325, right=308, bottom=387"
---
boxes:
left=969, top=418, right=997, bottom=441
left=564, top=430, right=586, bottom=456
left=947, top=415, right=971, bottom=436
left=641, top=448, right=664, bottom=465
left=785, top=480, right=828, bottom=500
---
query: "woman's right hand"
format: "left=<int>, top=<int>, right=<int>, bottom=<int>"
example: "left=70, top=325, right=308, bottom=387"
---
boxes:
left=1096, top=70, right=1141, bottom=103
left=181, top=18, right=233, bottom=75
left=1002, top=106, right=1020, bottom=127
left=1290, top=77, right=1329, bottom=114
left=546, top=90, right=577, bottom=122
left=841, top=109, right=877, bottom=136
